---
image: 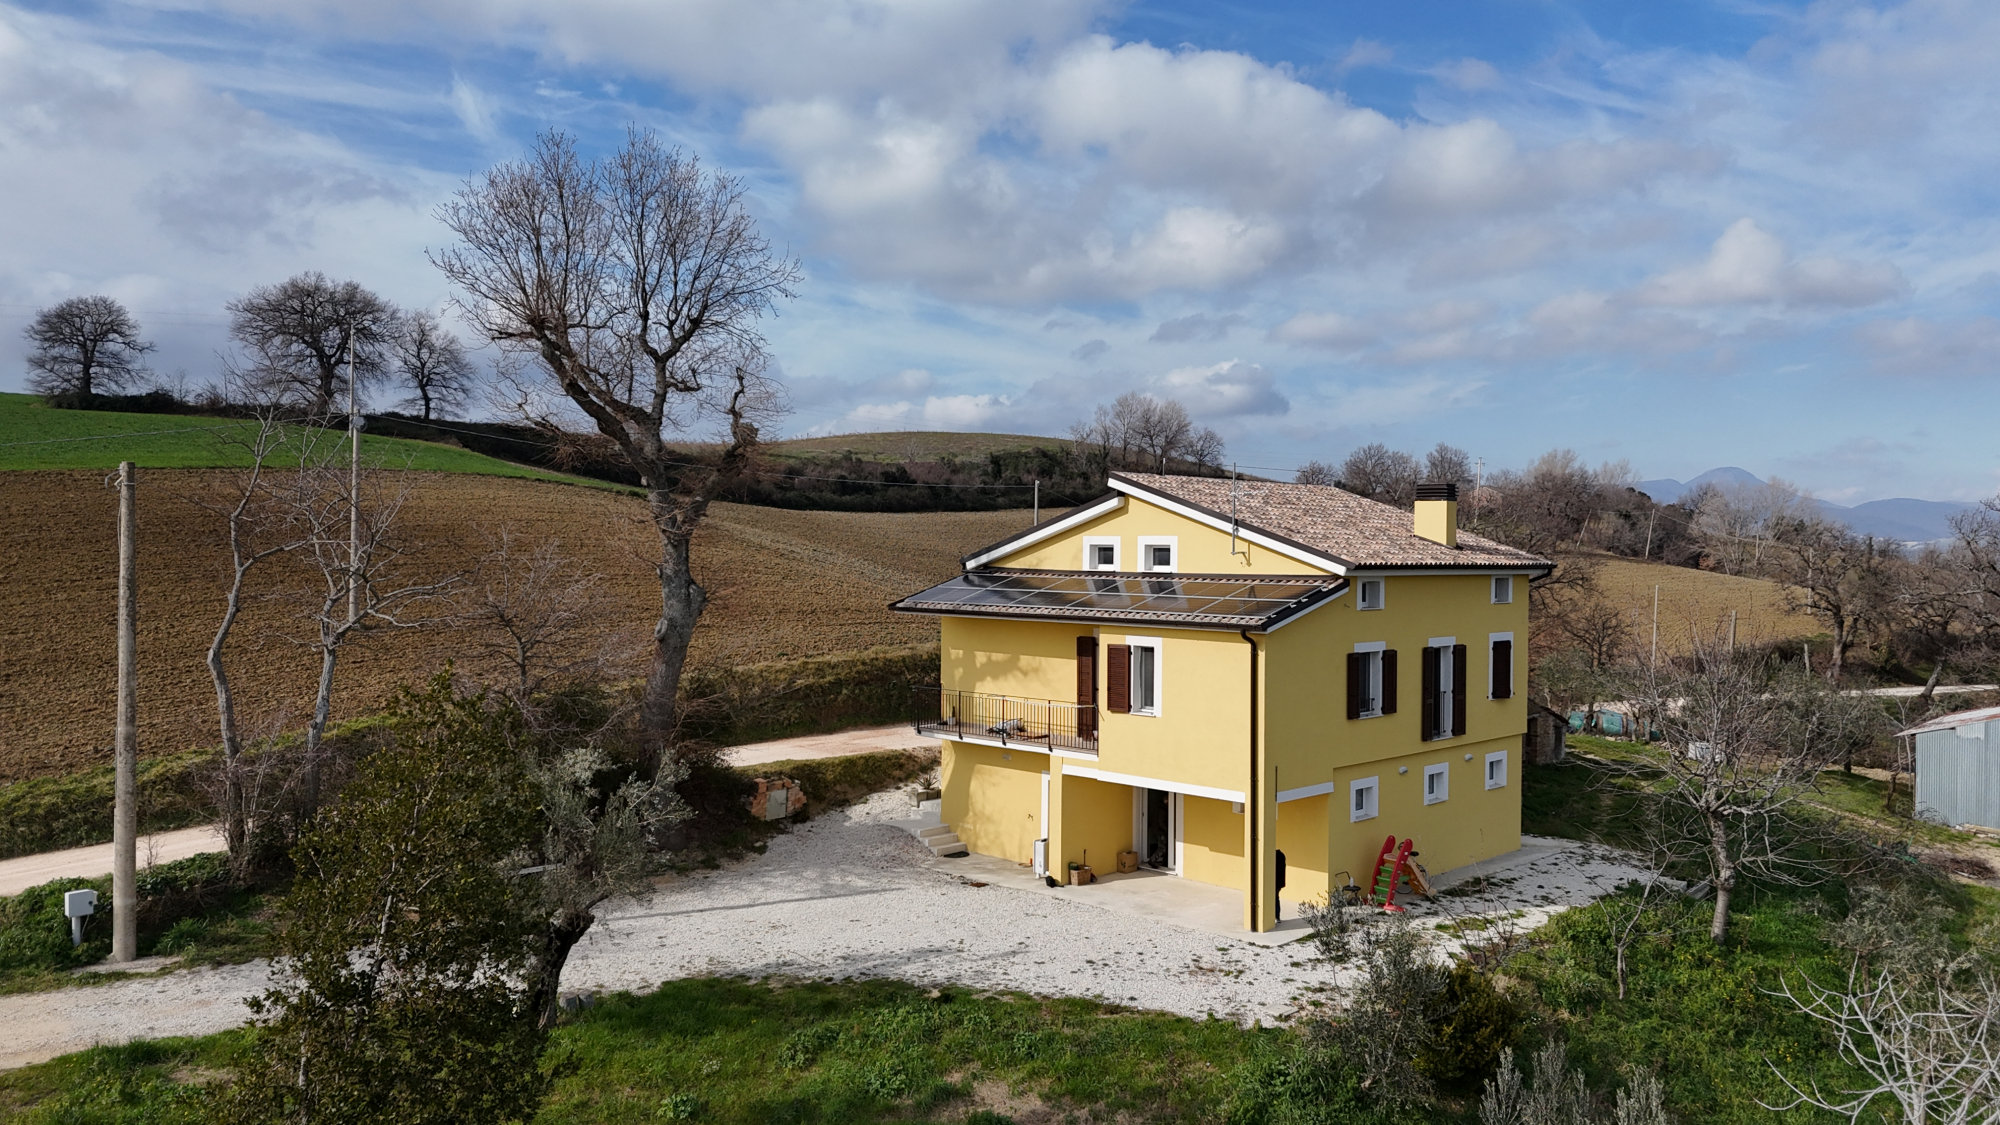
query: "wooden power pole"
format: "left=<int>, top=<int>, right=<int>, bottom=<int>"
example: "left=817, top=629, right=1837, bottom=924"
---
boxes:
left=111, top=460, right=138, bottom=963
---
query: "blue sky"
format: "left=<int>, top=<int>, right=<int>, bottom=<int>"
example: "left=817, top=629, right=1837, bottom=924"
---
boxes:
left=2, top=0, right=1997, bottom=502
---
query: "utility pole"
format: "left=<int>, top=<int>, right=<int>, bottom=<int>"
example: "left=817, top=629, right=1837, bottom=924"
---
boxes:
left=346, top=319, right=361, bottom=629
left=1643, top=506, right=1657, bottom=561
left=1728, top=609, right=1737, bottom=655
left=1473, top=456, right=1485, bottom=528
left=111, top=460, right=138, bottom=963
left=1650, top=584, right=1660, bottom=674
left=1032, top=479, right=1039, bottom=526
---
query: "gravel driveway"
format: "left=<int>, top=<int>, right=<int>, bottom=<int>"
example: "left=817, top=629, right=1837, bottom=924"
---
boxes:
left=562, top=790, right=1345, bottom=1020
left=0, top=790, right=1345, bottom=1069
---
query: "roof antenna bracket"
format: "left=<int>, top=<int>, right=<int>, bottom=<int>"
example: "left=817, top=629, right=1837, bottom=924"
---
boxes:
left=1229, top=463, right=1247, bottom=558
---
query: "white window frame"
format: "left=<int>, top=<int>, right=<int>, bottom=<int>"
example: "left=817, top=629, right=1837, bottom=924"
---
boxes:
left=1492, top=575, right=1514, bottom=604
left=1350, top=776, right=1380, bottom=822
left=1429, top=638, right=1455, bottom=741
left=1136, top=536, right=1178, bottom=573
left=1489, top=631, right=1514, bottom=700
left=1354, top=640, right=1386, bottom=718
left=1485, top=751, right=1509, bottom=790
left=1424, top=762, right=1450, bottom=805
left=1126, top=635, right=1163, bottom=717
left=1083, top=536, right=1120, bottom=571
left=1357, top=577, right=1386, bottom=611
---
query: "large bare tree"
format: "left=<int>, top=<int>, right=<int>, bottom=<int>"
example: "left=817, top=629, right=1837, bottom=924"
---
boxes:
left=432, top=129, right=799, bottom=769
left=1768, top=515, right=1897, bottom=683
left=391, top=310, right=479, bottom=421
left=24, top=295, right=153, bottom=398
left=227, top=272, right=397, bottom=413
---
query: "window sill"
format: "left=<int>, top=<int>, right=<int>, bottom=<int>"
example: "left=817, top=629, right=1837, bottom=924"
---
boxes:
left=1350, top=812, right=1378, bottom=823
left=1130, top=708, right=1160, bottom=718
left=1424, top=797, right=1448, bottom=806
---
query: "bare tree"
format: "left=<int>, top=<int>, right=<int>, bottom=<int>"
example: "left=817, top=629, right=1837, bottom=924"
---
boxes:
left=460, top=529, right=621, bottom=707
left=1425, top=442, right=1474, bottom=493
left=282, top=428, right=458, bottom=809
left=1295, top=459, right=1339, bottom=486
left=227, top=272, right=397, bottom=412
left=1767, top=516, right=1898, bottom=683
left=1128, top=395, right=1193, bottom=472
left=390, top=310, right=479, bottom=421
left=1340, top=443, right=1422, bottom=507
left=1769, top=965, right=2000, bottom=1123
left=1626, top=645, right=1869, bottom=943
left=1185, top=425, right=1225, bottom=472
left=189, top=413, right=310, bottom=860
left=432, top=128, right=799, bottom=770
left=24, top=295, right=152, bottom=398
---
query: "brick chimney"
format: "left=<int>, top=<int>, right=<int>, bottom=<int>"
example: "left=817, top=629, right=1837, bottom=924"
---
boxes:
left=1414, top=482, right=1458, bottom=548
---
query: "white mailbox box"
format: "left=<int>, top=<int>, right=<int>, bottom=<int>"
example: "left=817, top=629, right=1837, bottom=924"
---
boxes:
left=64, top=888, right=97, bottom=947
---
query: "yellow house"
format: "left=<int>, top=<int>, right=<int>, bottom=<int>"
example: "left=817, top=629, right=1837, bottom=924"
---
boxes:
left=891, top=472, right=1553, bottom=932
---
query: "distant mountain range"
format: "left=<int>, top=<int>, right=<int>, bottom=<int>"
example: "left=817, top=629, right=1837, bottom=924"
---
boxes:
left=1634, top=467, right=1976, bottom=544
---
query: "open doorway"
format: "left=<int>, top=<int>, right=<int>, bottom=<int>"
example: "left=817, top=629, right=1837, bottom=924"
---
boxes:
left=1141, top=788, right=1179, bottom=873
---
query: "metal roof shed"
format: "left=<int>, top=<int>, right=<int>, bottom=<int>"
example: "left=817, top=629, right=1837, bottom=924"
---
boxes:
left=1900, top=706, right=2000, bottom=830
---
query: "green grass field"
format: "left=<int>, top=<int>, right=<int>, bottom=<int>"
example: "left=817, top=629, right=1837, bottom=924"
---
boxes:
left=0, top=393, right=598, bottom=483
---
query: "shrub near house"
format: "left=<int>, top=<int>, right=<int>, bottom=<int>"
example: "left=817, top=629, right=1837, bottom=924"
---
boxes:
left=895, top=473, right=1550, bottom=931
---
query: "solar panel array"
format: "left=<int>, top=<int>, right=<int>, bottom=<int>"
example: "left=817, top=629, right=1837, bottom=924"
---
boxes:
left=895, top=569, right=1344, bottom=628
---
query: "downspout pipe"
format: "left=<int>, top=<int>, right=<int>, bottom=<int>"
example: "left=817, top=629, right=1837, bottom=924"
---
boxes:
left=1240, top=627, right=1261, bottom=931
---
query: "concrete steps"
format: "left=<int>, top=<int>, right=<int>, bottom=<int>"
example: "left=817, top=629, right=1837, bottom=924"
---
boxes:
left=918, top=823, right=968, bottom=858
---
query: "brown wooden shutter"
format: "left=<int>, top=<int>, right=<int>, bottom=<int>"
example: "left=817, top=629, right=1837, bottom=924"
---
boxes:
left=1420, top=646, right=1440, bottom=741
left=1076, top=635, right=1098, bottom=738
left=1452, top=643, right=1469, bottom=737
left=1381, top=649, right=1398, bottom=715
left=1106, top=644, right=1131, bottom=714
left=1491, top=639, right=1513, bottom=700
left=1346, top=653, right=1364, bottom=720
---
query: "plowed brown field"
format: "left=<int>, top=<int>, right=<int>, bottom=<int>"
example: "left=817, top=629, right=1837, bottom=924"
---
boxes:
left=0, top=471, right=1031, bottom=782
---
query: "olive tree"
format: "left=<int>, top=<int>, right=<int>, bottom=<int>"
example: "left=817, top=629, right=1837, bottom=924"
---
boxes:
left=23, top=295, right=152, bottom=398
left=432, top=128, right=799, bottom=771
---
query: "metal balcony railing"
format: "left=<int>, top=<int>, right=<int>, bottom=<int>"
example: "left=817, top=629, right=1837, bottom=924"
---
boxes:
left=913, top=687, right=1099, bottom=754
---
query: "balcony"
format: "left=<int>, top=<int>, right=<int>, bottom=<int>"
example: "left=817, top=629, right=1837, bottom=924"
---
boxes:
left=913, top=687, right=1099, bottom=755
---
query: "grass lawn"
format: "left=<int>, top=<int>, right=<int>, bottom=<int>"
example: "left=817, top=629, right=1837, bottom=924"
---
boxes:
left=0, top=392, right=603, bottom=484
left=0, top=978, right=1289, bottom=1124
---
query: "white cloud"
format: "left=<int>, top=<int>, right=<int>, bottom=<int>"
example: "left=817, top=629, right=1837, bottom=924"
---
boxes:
left=1635, top=219, right=1906, bottom=309
left=1154, top=359, right=1288, bottom=417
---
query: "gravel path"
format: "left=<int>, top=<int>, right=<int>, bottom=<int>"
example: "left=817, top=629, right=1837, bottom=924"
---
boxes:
left=0, top=827, right=226, bottom=897
left=0, top=791, right=1656, bottom=1070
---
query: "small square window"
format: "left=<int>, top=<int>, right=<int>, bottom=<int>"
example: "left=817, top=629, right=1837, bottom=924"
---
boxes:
left=1357, top=578, right=1385, bottom=611
left=1350, top=777, right=1380, bottom=822
left=1424, top=763, right=1449, bottom=805
left=1095, top=545, right=1115, bottom=567
left=1492, top=576, right=1513, bottom=604
left=1485, top=751, right=1508, bottom=790
left=1149, top=545, right=1172, bottom=569
left=1085, top=538, right=1119, bottom=571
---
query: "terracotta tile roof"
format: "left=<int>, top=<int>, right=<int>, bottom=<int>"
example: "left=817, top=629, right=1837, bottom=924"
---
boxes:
left=1113, top=472, right=1553, bottom=571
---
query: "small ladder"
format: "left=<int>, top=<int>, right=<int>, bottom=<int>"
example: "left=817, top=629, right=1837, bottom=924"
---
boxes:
left=1369, top=835, right=1415, bottom=914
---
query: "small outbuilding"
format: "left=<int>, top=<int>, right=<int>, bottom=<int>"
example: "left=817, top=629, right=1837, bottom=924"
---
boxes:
left=1901, top=705, right=2000, bottom=830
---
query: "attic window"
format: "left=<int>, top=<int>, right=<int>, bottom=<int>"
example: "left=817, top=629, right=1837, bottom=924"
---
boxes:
left=1138, top=536, right=1178, bottom=573
left=1492, top=576, right=1514, bottom=604
left=1084, top=537, right=1119, bottom=571
left=1357, top=578, right=1385, bottom=611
